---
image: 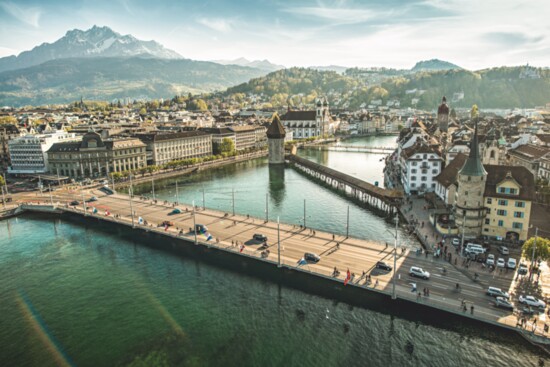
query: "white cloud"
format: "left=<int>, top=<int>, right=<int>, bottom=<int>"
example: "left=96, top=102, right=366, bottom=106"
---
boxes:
left=0, top=2, right=41, bottom=28
left=197, top=18, right=233, bottom=33
left=282, top=6, right=379, bottom=25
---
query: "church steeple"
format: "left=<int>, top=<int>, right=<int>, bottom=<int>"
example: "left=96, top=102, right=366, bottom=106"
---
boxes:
left=459, top=120, right=486, bottom=177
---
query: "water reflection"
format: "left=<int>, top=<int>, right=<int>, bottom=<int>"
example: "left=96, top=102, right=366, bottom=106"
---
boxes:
left=268, top=165, right=286, bottom=207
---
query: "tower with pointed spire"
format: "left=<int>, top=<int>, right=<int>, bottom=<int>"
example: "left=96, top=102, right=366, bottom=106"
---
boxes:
left=437, top=96, right=449, bottom=133
left=454, top=120, right=487, bottom=238
left=267, top=113, right=286, bottom=164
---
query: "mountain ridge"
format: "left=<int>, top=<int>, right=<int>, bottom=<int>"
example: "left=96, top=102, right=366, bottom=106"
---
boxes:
left=0, top=25, right=182, bottom=73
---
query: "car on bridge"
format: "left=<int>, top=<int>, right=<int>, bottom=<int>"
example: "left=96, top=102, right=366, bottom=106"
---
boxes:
left=451, top=238, right=460, bottom=247
left=519, top=295, right=546, bottom=309
left=253, top=234, right=268, bottom=242
left=304, top=253, right=320, bottom=263
left=376, top=261, right=392, bottom=271
left=86, top=196, right=98, bottom=203
left=409, top=267, right=430, bottom=280
left=70, top=200, right=79, bottom=206
left=494, top=297, right=514, bottom=311
left=498, top=246, right=509, bottom=255
left=486, top=287, right=510, bottom=299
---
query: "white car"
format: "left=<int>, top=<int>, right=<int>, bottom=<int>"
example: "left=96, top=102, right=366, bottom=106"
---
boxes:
left=451, top=238, right=460, bottom=246
left=496, top=258, right=506, bottom=268
left=498, top=246, right=509, bottom=255
left=410, top=266, right=430, bottom=280
left=507, top=258, right=517, bottom=269
left=486, top=254, right=495, bottom=266
left=519, top=295, right=546, bottom=309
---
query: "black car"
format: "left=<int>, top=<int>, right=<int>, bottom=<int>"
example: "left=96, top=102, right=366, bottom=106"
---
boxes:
left=253, top=234, right=268, bottom=242
left=376, top=261, right=392, bottom=271
left=70, top=200, right=80, bottom=206
left=494, top=297, right=514, bottom=311
left=304, top=253, right=320, bottom=263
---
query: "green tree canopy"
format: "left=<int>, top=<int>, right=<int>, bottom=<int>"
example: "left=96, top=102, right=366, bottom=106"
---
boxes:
left=522, top=236, right=550, bottom=262
left=0, top=174, right=5, bottom=187
left=214, top=137, right=235, bottom=155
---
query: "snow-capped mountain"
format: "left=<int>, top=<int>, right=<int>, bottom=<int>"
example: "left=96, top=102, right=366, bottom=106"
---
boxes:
left=0, top=25, right=182, bottom=73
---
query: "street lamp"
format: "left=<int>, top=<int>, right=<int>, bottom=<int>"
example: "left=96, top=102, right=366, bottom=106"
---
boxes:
left=392, top=214, right=398, bottom=300
left=129, top=173, right=135, bottom=227
left=192, top=200, right=197, bottom=245
left=277, top=216, right=281, bottom=267
left=530, top=227, right=539, bottom=281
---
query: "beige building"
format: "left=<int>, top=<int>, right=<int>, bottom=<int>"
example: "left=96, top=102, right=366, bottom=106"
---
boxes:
left=507, top=144, right=550, bottom=178
left=0, top=124, right=20, bottom=172
left=136, top=131, right=212, bottom=166
left=229, top=125, right=262, bottom=151
left=482, top=166, right=534, bottom=241
left=47, top=131, right=146, bottom=178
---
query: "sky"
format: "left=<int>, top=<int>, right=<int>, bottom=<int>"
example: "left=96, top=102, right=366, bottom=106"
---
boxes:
left=0, top=0, right=549, bottom=70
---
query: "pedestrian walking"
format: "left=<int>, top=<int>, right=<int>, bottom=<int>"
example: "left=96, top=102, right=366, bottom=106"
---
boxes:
left=471, top=305, right=474, bottom=315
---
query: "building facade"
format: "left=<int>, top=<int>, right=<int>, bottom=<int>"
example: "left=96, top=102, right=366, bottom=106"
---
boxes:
left=47, top=131, right=146, bottom=178
left=399, top=142, right=443, bottom=194
left=267, top=114, right=286, bottom=164
left=437, top=96, right=449, bottom=133
left=137, top=131, right=212, bottom=166
left=281, top=97, right=330, bottom=139
left=0, top=124, right=20, bottom=172
left=507, top=144, right=550, bottom=178
left=8, top=130, right=78, bottom=174
left=482, top=166, right=534, bottom=241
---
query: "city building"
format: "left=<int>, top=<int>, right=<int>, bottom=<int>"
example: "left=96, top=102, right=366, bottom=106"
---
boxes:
left=454, top=123, right=487, bottom=239
left=399, top=142, right=443, bottom=194
left=0, top=124, right=21, bottom=172
left=8, top=130, right=79, bottom=174
left=136, top=131, right=212, bottom=166
left=228, top=125, right=265, bottom=151
left=539, top=153, right=550, bottom=182
left=507, top=144, right=550, bottom=178
left=199, top=127, right=236, bottom=150
left=434, top=153, right=467, bottom=205
left=281, top=97, right=330, bottom=139
left=482, top=166, right=534, bottom=241
left=47, top=131, right=146, bottom=178
left=437, top=96, right=449, bottom=133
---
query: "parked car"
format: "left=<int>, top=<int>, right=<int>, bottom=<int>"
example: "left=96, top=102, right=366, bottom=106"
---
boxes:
left=486, top=254, right=495, bottom=266
left=486, top=287, right=510, bottom=299
left=518, top=263, right=528, bottom=275
left=507, top=258, right=517, bottom=269
left=409, top=266, right=430, bottom=280
left=498, top=246, right=509, bottom=255
left=304, top=252, right=320, bottom=263
left=376, top=261, right=392, bottom=271
left=70, top=200, right=80, bottom=206
left=496, top=258, right=506, bottom=268
left=495, top=297, right=514, bottom=310
left=170, top=208, right=182, bottom=214
left=86, top=196, right=98, bottom=202
left=519, top=295, right=546, bottom=309
left=162, top=221, right=174, bottom=227
left=451, top=238, right=460, bottom=246
left=253, top=234, right=268, bottom=242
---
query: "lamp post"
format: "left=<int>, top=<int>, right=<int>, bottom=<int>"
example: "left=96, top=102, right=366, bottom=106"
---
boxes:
left=129, top=173, right=135, bottom=227
left=80, top=182, right=87, bottom=216
left=175, top=180, right=179, bottom=204
left=193, top=200, right=197, bottom=245
left=48, top=184, right=53, bottom=205
left=277, top=216, right=281, bottom=267
left=1, top=186, right=6, bottom=209
left=152, top=177, right=155, bottom=201
left=265, top=193, right=269, bottom=222
left=346, top=205, right=350, bottom=238
left=232, top=188, right=235, bottom=216
left=530, top=227, right=539, bottom=281
left=202, top=186, right=205, bottom=210
left=303, top=199, right=307, bottom=228
left=392, top=214, right=399, bottom=300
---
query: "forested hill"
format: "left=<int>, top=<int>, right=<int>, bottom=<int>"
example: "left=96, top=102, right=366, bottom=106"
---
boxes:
left=225, top=66, right=550, bottom=109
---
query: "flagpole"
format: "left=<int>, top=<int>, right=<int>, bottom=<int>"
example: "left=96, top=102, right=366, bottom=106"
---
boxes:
left=80, top=183, right=87, bottom=216
left=193, top=200, right=197, bottom=245
left=303, top=199, right=306, bottom=228
left=202, top=186, right=205, bottom=210
left=277, top=216, right=281, bottom=268
left=346, top=205, right=349, bottom=238
left=152, top=177, right=155, bottom=201
left=265, top=193, right=268, bottom=222
left=232, top=188, right=235, bottom=216
left=48, top=184, right=53, bottom=206
left=175, top=180, right=179, bottom=205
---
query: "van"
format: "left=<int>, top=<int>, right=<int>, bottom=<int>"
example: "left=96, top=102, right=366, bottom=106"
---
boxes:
left=465, top=244, right=485, bottom=255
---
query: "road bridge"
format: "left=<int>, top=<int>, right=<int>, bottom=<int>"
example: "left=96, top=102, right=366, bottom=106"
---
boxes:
left=304, top=145, right=395, bottom=154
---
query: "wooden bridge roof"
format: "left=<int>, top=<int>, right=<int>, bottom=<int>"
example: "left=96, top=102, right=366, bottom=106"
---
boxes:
left=287, top=155, right=404, bottom=201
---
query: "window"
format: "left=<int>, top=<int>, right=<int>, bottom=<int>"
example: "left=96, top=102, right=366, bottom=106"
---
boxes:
left=431, top=183, right=436, bottom=188
left=423, top=154, right=427, bottom=159
left=498, top=220, right=504, bottom=227
left=513, top=222, right=523, bottom=229
left=411, top=176, right=417, bottom=181
left=487, top=198, right=492, bottom=204
left=498, top=199, right=508, bottom=206
left=422, top=169, right=427, bottom=174
left=515, top=201, right=525, bottom=208
left=433, top=162, right=438, bottom=167
left=486, top=208, right=491, bottom=214
left=514, top=211, right=524, bottom=218
left=485, top=218, right=490, bottom=225
left=411, top=169, right=417, bottom=174
left=412, top=162, right=417, bottom=166
left=421, top=176, right=427, bottom=182
left=432, top=169, right=438, bottom=174
left=497, top=209, right=507, bottom=216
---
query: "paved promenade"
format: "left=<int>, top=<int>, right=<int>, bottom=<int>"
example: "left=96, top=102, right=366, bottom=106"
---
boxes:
left=13, top=187, right=550, bottom=343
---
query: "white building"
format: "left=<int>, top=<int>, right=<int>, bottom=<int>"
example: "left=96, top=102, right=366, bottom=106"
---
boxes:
left=399, top=142, right=443, bottom=194
left=281, top=97, right=331, bottom=139
left=8, top=130, right=79, bottom=174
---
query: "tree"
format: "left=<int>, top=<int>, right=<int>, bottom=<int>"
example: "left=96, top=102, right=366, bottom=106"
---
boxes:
left=214, top=138, right=235, bottom=155
left=522, top=236, right=550, bottom=263
left=139, top=107, right=147, bottom=116
left=470, top=104, right=479, bottom=120
left=0, top=174, right=5, bottom=187
left=0, top=116, right=17, bottom=125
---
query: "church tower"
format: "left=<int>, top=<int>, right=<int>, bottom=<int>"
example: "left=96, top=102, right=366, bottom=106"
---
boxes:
left=267, top=113, right=286, bottom=164
left=437, top=96, right=449, bottom=133
left=454, top=120, right=487, bottom=238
